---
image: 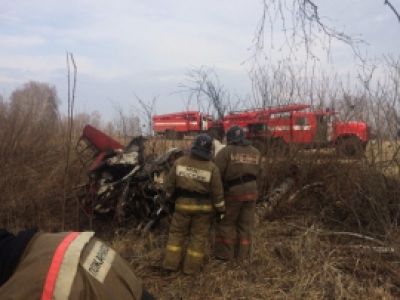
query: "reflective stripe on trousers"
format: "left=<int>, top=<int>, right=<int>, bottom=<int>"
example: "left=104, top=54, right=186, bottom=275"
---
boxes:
left=215, top=237, right=234, bottom=245
left=224, top=192, right=258, bottom=201
left=166, top=244, right=182, bottom=252
left=240, top=239, right=251, bottom=246
left=175, top=203, right=213, bottom=212
left=186, top=249, right=204, bottom=258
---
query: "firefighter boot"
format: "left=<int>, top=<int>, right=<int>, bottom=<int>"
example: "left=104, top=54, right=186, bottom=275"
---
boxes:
left=214, top=200, right=242, bottom=260
left=162, top=211, right=190, bottom=271
left=237, top=201, right=256, bottom=260
left=183, top=213, right=212, bottom=275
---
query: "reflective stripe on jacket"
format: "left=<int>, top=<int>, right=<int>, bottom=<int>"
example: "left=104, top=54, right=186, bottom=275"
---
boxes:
left=215, top=144, right=262, bottom=200
left=0, top=232, right=145, bottom=300
left=165, top=155, right=225, bottom=213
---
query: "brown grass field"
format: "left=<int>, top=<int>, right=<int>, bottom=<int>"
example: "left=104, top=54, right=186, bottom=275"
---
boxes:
left=112, top=139, right=400, bottom=299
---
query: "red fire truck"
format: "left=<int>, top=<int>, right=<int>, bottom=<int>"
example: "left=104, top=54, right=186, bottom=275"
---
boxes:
left=152, top=104, right=369, bottom=156
left=152, top=111, right=220, bottom=139
left=223, top=104, right=369, bottom=156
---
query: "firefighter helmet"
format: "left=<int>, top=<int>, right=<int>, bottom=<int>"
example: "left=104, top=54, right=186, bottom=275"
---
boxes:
left=191, top=134, right=212, bottom=160
left=226, top=125, right=248, bottom=145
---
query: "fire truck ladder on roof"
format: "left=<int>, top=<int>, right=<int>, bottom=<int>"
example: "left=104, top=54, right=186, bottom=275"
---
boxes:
left=229, top=103, right=310, bottom=115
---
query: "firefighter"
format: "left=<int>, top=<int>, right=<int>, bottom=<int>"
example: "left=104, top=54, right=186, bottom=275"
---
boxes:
left=162, top=134, right=225, bottom=275
left=214, top=125, right=262, bottom=261
left=0, top=228, right=155, bottom=300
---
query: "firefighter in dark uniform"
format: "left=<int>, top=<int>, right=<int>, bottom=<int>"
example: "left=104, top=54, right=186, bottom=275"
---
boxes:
left=214, top=125, right=262, bottom=261
left=162, top=134, right=225, bottom=275
left=0, top=228, right=155, bottom=300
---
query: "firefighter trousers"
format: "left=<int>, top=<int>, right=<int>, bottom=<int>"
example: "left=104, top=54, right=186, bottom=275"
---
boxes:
left=215, top=200, right=256, bottom=260
left=162, top=211, right=213, bottom=274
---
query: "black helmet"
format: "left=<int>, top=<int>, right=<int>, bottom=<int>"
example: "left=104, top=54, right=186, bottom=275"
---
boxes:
left=226, top=125, right=248, bottom=145
left=191, top=134, right=212, bottom=160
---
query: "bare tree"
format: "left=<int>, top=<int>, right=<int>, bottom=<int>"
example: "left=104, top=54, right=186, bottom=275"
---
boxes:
left=63, top=52, right=77, bottom=230
left=181, top=67, right=237, bottom=119
left=2, top=81, right=60, bottom=160
left=248, top=1, right=368, bottom=112
left=249, top=1, right=400, bottom=126
left=112, top=103, right=141, bottom=143
left=134, top=94, right=157, bottom=136
left=73, top=111, right=103, bottom=134
left=253, top=0, right=366, bottom=62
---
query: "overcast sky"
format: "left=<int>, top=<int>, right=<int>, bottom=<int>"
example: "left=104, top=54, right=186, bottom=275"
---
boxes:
left=0, top=0, right=399, bottom=120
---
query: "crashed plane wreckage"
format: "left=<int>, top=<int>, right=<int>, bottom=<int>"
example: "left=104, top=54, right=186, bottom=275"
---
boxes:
left=77, top=125, right=302, bottom=233
left=78, top=125, right=183, bottom=232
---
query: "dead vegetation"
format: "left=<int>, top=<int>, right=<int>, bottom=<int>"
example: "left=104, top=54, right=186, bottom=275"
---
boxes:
left=1, top=82, right=400, bottom=298
left=109, top=157, right=400, bottom=299
left=0, top=82, right=91, bottom=231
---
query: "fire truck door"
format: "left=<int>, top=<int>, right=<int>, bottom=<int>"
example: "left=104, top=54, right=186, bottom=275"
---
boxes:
left=314, top=115, right=328, bottom=145
left=249, top=123, right=268, bottom=139
left=292, top=116, right=312, bottom=144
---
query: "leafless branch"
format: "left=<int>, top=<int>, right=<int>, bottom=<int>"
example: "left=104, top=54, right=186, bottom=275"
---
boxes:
left=287, top=223, right=387, bottom=245
left=384, top=0, right=400, bottom=22
left=180, top=67, right=231, bottom=119
left=134, top=94, right=157, bottom=136
left=340, top=244, right=395, bottom=254
left=253, top=0, right=366, bottom=63
left=63, top=52, right=77, bottom=230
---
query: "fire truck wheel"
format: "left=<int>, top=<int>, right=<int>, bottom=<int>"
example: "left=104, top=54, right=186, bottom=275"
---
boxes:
left=336, top=136, right=363, bottom=158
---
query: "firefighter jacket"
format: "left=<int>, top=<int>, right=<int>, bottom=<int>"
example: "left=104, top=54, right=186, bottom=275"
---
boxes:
left=215, top=144, right=262, bottom=201
left=0, top=231, right=153, bottom=300
left=165, top=155, right=225, bottom=213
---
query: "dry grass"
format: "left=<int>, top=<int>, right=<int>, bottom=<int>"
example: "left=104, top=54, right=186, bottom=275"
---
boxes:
left=110, top=217, right=400, bottom=299
left=144, top=137, right=192, bottom=159
left=105, top=143, right=400, bottom=300
left=366, top=140, right=400, bottom=178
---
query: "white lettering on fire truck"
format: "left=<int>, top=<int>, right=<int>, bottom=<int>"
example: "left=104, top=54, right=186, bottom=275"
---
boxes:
left=268, top=125, right=311, bottom=131
left=268, top=125, right=290, bottom=131
left=176, top=165, right=211, bottom=183
left=292, top=125, right=311, bottom=131
left=230, top=153, right=259, bottom=164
